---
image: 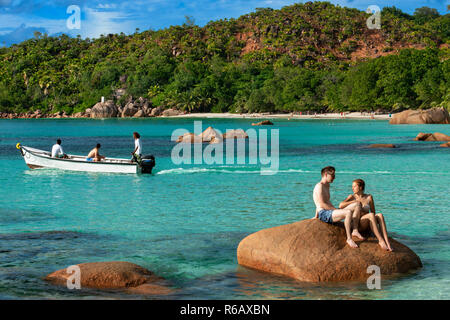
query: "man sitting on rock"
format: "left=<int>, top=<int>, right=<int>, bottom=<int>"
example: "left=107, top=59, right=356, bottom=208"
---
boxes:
left=313, top=166, right=365, bottom=248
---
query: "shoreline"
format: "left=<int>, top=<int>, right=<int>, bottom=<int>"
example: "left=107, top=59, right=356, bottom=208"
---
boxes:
left=169, top=112, right=390, bottom=120
left=0, top=112, right=391, bottom=120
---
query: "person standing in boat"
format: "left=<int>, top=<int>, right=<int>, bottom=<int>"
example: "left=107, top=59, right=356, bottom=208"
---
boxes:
left=131, top=132, right=142, bottom=162
left=87, top=143, right=105, bottom=162
left=51, top=139, right=68, bottom=158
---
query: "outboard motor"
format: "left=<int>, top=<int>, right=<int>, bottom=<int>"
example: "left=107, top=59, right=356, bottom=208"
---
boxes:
left=139, top=155, right=156, bottom=174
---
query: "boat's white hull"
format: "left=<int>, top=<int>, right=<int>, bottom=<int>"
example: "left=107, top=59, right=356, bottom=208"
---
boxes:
left=20, top=146, right=138, bottom=174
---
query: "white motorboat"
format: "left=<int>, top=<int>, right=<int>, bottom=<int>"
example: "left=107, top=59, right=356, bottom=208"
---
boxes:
left=16, top=143, right=155, bottom=174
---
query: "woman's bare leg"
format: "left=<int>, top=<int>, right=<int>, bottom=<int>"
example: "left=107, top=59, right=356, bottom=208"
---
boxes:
left=331, top=209, right=358, bottom=248
left=344, top=202, right=365, bottom=240
left=376, top=213, right=393, bottom=251
left=361, top=213, right=388, bottom=250
left=351, top=203, right=365, bottom=240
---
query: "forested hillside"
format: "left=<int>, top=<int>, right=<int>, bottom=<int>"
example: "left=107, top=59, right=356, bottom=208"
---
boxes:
left=0, top=1, right=448, bottom=115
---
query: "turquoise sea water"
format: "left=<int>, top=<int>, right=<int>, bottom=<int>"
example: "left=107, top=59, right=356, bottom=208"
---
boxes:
left=0, top=118, right=449, bottom=300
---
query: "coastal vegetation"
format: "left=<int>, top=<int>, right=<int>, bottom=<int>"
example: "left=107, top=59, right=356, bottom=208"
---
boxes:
left=0, top=1, right=448, bottom=115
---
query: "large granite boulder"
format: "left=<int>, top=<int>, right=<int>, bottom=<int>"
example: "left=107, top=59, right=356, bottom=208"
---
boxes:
left=45, top=261, right=173, bottom=295
left=389, top=107, right=450, bottom=124
left=237, top=219, right=422, bottom=282
left=133, top=110, right=146, bottom=118
left=121, top=102, right=139, bottom=117
left=151, top=107, right=163, bottom=117
left=223, top=129, right=249, bottom=139
left=90, top=101, right=118, bottom=118
left=200, top=126, right=223, bottom=143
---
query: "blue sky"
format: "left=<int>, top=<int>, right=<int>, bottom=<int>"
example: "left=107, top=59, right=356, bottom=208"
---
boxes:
left=0, top=0, right=448, bottom=46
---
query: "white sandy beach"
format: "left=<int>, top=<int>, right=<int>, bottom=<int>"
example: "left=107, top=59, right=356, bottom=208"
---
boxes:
left=169, top=112, right=391, bottom=120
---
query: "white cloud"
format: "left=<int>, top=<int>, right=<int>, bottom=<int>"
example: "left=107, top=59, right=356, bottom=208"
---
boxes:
left=97, top=3, right=117, bottom=9
left=80, top=6, right=135, bottom=38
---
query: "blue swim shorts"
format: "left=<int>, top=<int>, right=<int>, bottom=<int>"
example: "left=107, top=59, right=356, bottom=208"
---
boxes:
left=86, top=158, right=93, bottom=162
left=318, top=209, right=334, bottom=224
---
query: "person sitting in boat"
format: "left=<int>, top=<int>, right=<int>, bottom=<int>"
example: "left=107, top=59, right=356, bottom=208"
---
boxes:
left=131, top=132, right=142, bottom=162
left=86, top=143, right=105, bottom=162
left=51, top=139, right=68, bottom=158
left=339, top=179, right=393, bottom=252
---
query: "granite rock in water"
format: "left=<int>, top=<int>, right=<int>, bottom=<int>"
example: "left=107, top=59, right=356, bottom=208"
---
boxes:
left=223, top=129, right=249, bottom=139
left=200, top=126, right=223, bottom=143
left=176, top=132, right=202, bottom=143
left=252, top=120, right=274, bottom=126
left=368, top=144, right=396, bottom=148
left=237, top=219, right=422, bottom=282
left=45, top=261, right=173, bottom=295
left=414, top=132, right=450, bottom=141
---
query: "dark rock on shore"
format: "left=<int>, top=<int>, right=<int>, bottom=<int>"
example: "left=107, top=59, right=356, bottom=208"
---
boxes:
left=45, top=261, right=173, bottom=295
left=90, top=100, right=118, bottom=118
left=237, top=219, right=422, bottom=282
left=162, top=108, right=182, bottom=117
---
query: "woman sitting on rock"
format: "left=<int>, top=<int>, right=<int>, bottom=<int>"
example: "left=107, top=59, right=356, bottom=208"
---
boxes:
left=339, top=179, right=393, bottom=251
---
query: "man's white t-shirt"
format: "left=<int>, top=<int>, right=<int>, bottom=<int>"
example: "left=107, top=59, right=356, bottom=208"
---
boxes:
left=135, top=138, right=142, bottom=155
left=51, top=144, right=64, bottom=158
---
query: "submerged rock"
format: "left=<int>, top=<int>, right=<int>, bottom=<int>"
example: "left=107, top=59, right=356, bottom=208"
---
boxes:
left=237, top=219, right=422, bottom=282
left=368, top=144, right=396, bottom=148
left=390, top=107, right=450, bottom=124
left=45, top=261, right=173, bottom=295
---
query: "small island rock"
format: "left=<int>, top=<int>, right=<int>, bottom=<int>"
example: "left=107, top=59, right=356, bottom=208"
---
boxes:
left=252, top=120, right=274, bottom=126
left=237, top=219, right=422, bottom=282
left=45, top=261, right=173, bottom=295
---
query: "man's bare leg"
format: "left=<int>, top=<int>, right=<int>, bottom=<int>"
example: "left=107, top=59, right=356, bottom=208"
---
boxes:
left=361, top=214, right=388, bottom=250
left=332, top=209, right=358, bottom=248
left=376, top=213, right=393, bottom=251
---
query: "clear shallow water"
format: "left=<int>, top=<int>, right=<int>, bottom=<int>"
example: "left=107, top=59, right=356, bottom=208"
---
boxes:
left=0, top=118, right=449, bottom=299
